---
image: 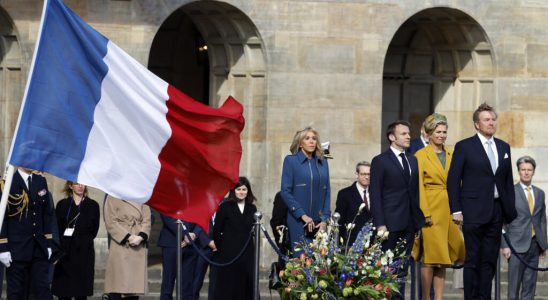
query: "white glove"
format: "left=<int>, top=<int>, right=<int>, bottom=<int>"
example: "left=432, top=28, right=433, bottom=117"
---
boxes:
left=0, top=252, right=12, bottom=268
left=47, top=248, right=52, bottom=260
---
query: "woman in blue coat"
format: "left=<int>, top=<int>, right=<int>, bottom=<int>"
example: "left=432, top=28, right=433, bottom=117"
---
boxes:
left=281, top=127, right=331, bottom=256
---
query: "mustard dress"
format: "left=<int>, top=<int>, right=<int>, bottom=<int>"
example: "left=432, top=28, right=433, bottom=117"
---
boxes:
left=413, top=145, right=465, bottom=266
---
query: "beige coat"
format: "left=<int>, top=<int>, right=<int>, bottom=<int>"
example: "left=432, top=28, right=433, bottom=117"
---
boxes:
left=104, top=196, right=151, bottom=295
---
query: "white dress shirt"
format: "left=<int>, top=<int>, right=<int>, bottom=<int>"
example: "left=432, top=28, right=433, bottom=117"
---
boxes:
left=477, top=133, right=499, bottom=198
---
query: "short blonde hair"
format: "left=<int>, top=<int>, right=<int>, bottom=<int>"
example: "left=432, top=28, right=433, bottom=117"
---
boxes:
left=289, top=126, right=324, bottom=159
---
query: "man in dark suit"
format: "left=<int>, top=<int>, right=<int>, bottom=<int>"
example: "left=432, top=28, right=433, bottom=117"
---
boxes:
left=408, top=121, right=428, bottom=155
left=370, top=121, right=425, bottom=300
left=158, top=214, right=206, bottom=300
left=501, top=156, right=547, bottom=300
left=447, top=103, right=517, bottom=300
left=0, top=167, right=53, bottom=300
left=335, top=161, right=373, bottom=247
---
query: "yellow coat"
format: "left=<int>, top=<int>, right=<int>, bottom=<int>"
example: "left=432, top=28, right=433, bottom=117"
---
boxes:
left=413, top=145, right=465, bottom=266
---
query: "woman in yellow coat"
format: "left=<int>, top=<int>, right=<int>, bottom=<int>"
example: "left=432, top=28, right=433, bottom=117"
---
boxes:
left=414, top=113, right=465, bottom=300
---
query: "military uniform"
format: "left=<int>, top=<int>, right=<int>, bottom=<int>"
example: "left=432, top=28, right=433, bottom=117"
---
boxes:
left=0, top=169, right=53, bottom=300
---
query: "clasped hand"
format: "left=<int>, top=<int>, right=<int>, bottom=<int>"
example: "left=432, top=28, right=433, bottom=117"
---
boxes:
left=128, top=235, right=144, bottom=247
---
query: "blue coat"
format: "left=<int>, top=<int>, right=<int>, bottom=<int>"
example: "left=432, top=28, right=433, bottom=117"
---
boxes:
left=281, top=151, right=331, bottom=252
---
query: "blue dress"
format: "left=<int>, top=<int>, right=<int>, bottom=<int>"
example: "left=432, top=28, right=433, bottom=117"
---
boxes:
left=281, top=151, right=331, bottom=256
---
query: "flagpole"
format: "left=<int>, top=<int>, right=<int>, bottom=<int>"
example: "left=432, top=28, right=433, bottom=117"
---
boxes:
left=0, top=0, right=50, bottom=233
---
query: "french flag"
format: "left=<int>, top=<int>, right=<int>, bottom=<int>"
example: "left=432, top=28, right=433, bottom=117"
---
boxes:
left=8, top=0, right=245, bottom=231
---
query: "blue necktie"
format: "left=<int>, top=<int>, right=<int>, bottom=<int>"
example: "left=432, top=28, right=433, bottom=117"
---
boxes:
left=486, top=140, right=497, bottom=174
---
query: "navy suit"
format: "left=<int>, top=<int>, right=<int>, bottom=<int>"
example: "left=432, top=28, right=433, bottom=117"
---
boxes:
left=370, top=149, right=425, bottom=300
left=158, top=214, right=204, bottom=300
left=335, top=183, right=373, bottom=246
left=0, top=170, right=53, bottom=300
left=447, top=135, right=517, bottom=299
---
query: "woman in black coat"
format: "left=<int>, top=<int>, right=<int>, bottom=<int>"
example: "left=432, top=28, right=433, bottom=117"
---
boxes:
left=211, top=177, right=257, bottom=300
left=52, top=182, right=100, bottom=300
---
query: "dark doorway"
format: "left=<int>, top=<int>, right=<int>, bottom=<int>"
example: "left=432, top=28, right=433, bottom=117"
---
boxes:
left=148, top=10, right=210, bottom=105
left=382, top=8, right=494, bottom=149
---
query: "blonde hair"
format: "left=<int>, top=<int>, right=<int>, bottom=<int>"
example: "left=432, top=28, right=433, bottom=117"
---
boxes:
left=289, top=126, right=324, bottom=159
left=423, top=113, right=448, bottom=135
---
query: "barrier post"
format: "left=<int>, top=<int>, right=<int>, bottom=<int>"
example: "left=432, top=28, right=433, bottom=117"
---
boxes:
left=176, top=219, right=183, bottom=300
left=332, top=212, right=340, bottom=246
left=495, top=255, right=501, bottom=300
left=254, top=211, right=262, bottom=300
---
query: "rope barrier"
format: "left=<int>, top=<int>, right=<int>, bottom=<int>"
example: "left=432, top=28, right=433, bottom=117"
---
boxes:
left=502, top=232, right=548, bottom=272
left=180, top=224, right=255, bottom=267
left=260, top=224, right=289, bottom=262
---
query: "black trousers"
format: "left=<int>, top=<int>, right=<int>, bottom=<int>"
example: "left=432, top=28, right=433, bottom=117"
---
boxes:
left=462, top=201, right=502, bottom=300
left=6, top=246, right=52, bottom=300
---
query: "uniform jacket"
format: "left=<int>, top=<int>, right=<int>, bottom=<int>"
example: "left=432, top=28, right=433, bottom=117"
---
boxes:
left=0, top=170, right=53, bottom=261
left=104, top=197, right=151, bottom=295
left=447, top=135, right=517, bottom=224
left=335, top=182, right=372, bottom=246
left=501, top=183, right=547, bottom=253
left=281, top=151, right=331, bottom=250
left=370, top=149, right=425, bottom=232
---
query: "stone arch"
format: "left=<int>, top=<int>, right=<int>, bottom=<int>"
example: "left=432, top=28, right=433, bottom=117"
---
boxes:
left=0, top=7, right=24, bottom=167
left=146, top=1, right=268, bottom=260
left=148, top=1, right=267, bottom=171
left=382, top=7, right=494, bottom=147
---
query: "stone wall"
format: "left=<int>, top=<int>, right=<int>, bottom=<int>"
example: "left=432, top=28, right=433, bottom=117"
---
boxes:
left=1, top=0, right=548, bottom=266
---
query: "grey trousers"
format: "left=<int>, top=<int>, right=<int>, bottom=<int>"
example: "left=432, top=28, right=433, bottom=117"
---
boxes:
left=507, top=238, right=541, bottom=300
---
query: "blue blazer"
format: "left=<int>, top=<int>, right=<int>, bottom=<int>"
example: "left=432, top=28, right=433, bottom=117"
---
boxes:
left=370, top=149, right=425, bottom=232
left=281, top=151, right=330, bottom=250
left=447, top=135, right=517, bottom=224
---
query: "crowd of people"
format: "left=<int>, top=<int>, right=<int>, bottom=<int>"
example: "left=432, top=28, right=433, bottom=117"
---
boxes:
left=0, top=102, right=545, bottom=300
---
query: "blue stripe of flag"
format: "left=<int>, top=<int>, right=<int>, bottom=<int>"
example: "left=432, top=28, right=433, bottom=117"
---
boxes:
left=10, top=0, right=109, bottom=180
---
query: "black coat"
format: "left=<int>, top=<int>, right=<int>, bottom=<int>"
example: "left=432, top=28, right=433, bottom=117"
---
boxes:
left=335, top=183, right=373, bottom=246
left=212, top=200, right=256, bottom=300
left=52, top=197, right=100, bottom=297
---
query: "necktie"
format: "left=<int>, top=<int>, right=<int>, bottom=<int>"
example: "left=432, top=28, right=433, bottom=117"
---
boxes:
left=363, top=189, right=369, bottom=211
left=486, top=140, right=497, bottom=174
left=27, top=175, right=32, bottom=191
left=399, top=153, right=411, bottom=182
left=526, top=186, right=535, bottom=237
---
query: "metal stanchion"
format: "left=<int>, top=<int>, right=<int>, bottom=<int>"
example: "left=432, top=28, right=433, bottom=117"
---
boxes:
left=412, top=260, right=419, bottom=300
left=495, top=255, right=501, bottom=300
left=176, top=219, right=183, bottom=300
left=254, top=211, right=262, bottom=300
left=332, top=212, right=340, bottom=245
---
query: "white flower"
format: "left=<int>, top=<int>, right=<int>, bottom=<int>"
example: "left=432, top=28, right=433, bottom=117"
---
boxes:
left=345, top=223, right=355, bottom=230
left=358, top=203, right=366, bottom=212
left=381, top=256, right=387, bottom=266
